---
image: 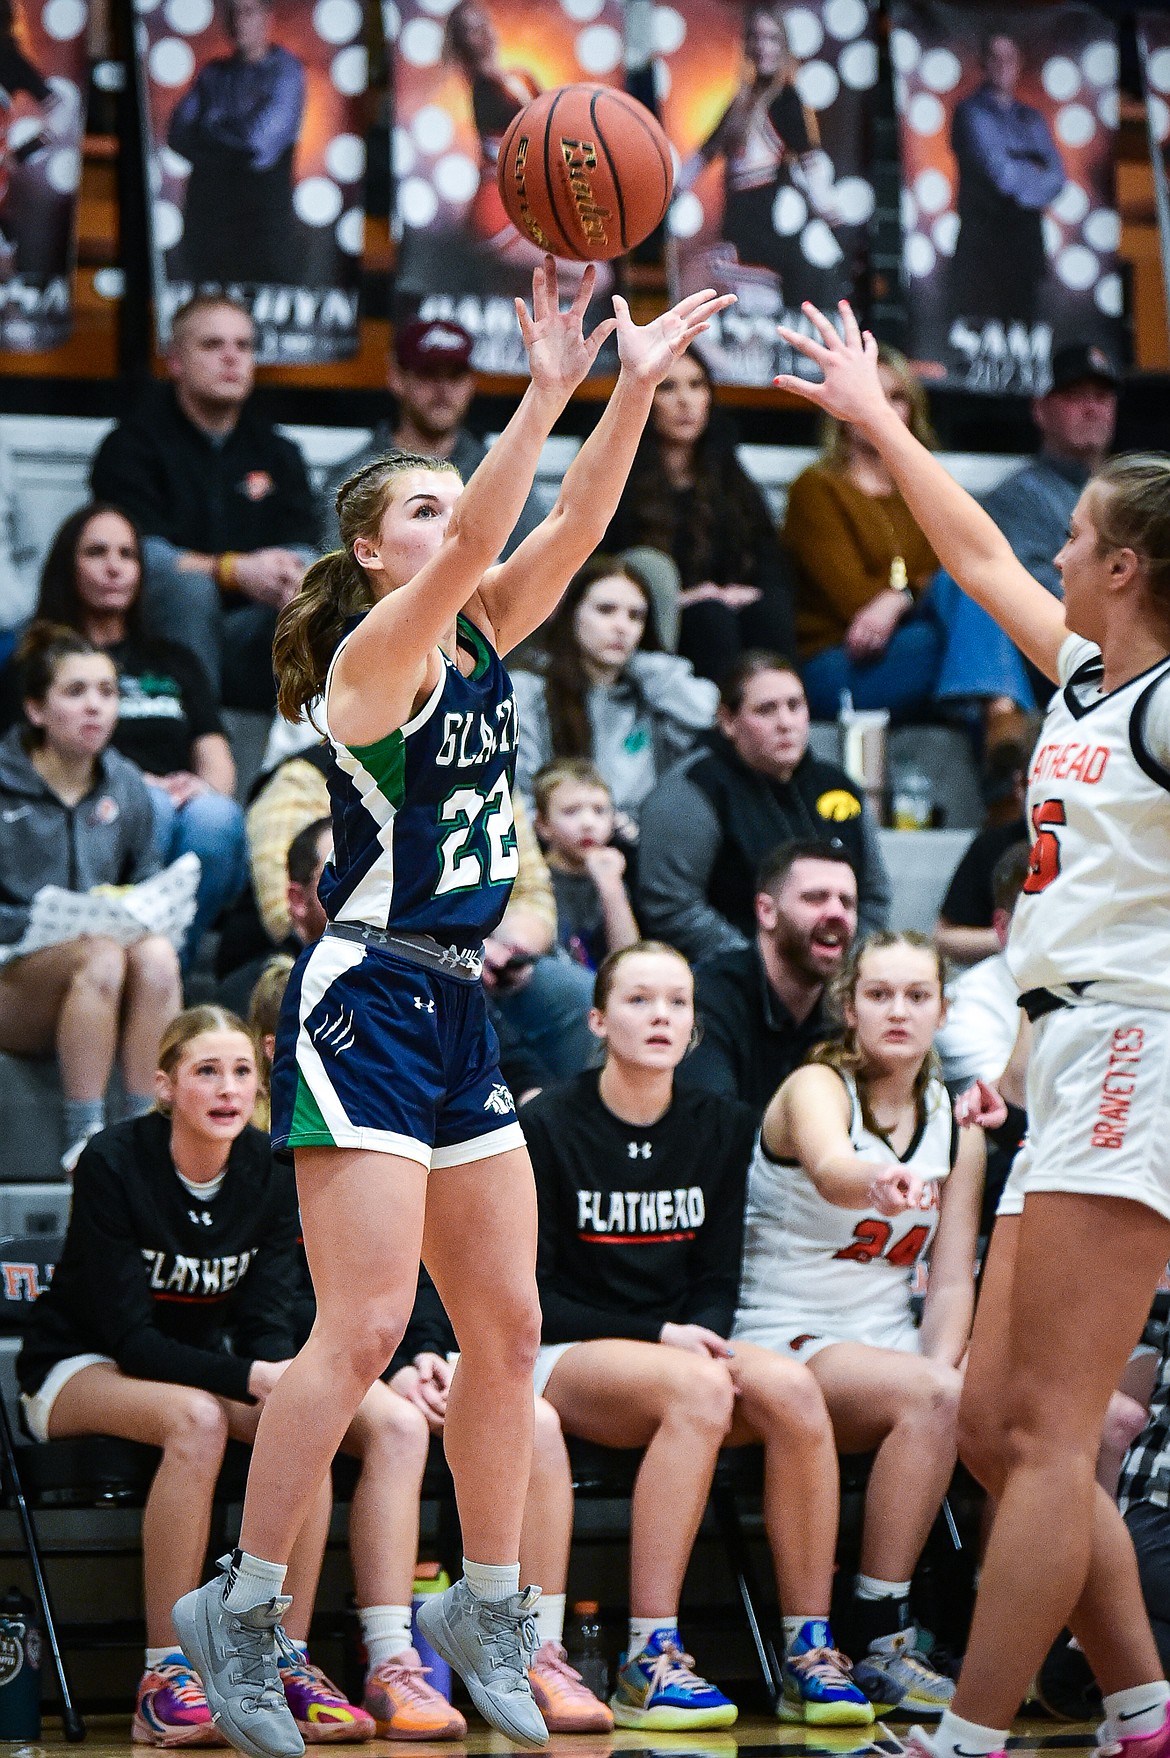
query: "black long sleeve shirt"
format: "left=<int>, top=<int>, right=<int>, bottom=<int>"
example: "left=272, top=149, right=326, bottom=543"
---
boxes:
left=522, top=1072, right=755, bottom=1345
left=18, top=1114, right=298, bottom=1403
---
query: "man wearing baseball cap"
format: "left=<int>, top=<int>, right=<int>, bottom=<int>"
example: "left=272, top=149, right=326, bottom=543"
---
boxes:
left=317, top=317, right=542, bottom=556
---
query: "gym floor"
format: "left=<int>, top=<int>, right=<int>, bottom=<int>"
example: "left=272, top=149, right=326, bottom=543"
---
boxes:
left=29, top=1717, right=1100, bottom=1756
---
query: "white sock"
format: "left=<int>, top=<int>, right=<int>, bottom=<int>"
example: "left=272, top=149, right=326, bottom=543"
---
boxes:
left=782, top=1615, right=830, bottom=1650
left=222, top=1550, right=288, bottom=1612
left=145, top=1646, right=177, bottom=1671
left=628, top=1617, right=676, bottom=1660
left=934, top=1709, right=1010, bottom=1758
left=289, top=1639, right=308, bottom=1658
left=1103, top=1682, right=1170, bottom=1740
left=855, top=1574, right=912, bottom=1600
left=359, top=1605, right=414, bottom=1671
left=462, top=1559, right=520, bottom=1603
left=533, top=1592, right=566, bottom=1647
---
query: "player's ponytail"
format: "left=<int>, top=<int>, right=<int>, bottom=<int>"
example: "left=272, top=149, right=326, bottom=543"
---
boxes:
left=1090, top=452, right=1170, bottom=618
left=811, top=930, right=945, bottom=1141
left=273, top=450, right=462, bottom=725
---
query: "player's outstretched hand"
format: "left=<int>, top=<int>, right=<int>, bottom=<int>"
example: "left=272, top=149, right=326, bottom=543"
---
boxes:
left=515, top=254, right=617, bottom=396
left=773, top=299, right=891, bottom=430
left=867, top=1162, right=927, bottom=1216
left=954, top=1077, right=1009, bottom=1131
left=614, top=287, right=737, bottom=385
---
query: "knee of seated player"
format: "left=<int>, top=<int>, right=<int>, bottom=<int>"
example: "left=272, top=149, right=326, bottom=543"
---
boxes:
left=354, top=1378, right=431, bottom=1467
left=71, top=934, right=129, bottom=1002
left=660, top=1353, right=736, bottom=1439
left=159, top=1388, right=231, bottom=1474
left=531, top=1395, right=570, bottom=1474
left=1101, top=1391, right=1149, bottom=1461
left=902, top=1358, right=963, bottom=1432
left=126, top=933, right=182, bottom=995
left=738, top=1351, right=832, bottom=1446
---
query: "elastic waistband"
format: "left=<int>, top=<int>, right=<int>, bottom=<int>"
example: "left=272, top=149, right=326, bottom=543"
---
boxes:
left=1019, top=987, right=1069, bottom=1022
left=324, top=922, right=484, bottom=983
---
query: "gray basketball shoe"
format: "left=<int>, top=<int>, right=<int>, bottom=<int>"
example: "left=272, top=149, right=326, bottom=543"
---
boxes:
left=416, top=1579, right=549, bottom=1747
left=173, top=1557, right=304, bottom=1758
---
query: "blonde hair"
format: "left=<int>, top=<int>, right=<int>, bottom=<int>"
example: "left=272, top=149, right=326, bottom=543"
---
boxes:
left=249, top=955, right=294, bottom=1069
left=155, top=1005, right=254, bottom=1114
left=533, top=757, right=611, bottom=819
left=820, top=343, right=937, bottom=468
left=1090, top=453, right=1170, bottom=614
left=810, top=931, right=945, bottom=1141
left=273, top=451, right=461, bottom=724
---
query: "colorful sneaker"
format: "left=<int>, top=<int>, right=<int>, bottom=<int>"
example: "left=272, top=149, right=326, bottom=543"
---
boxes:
left=276, top=1642, right=375, bottom=1743
left=850, top=1651, right=907, bottom=1715
left=609, top=1629, right=738, bottom=1730
left=361, top=1650, right=468, bottom=1740
left=1100, top=1703, right=1170, bottom=1758
left=528, top=1642, right=614, bottom=1733
left=133, top=1654, right=228, bottom=1747
left=864, top=1629, right=955, bottom=1717
left=778, top=1622, right=875, bottom=1727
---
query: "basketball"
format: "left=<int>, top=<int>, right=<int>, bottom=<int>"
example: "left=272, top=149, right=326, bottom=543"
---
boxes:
left=496, top=84, right=674, bottom=263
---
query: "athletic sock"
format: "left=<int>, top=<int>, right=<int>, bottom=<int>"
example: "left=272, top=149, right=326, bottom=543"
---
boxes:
left=628, top=1617, right=677, bottom=1660
left=933, top=1708, right=1010, bottom=1758
left=462, top=1559, right=520, bottom=1603
left=853, top=1576, right=913, bottom=1649
left=145, top=1646, right=177, bottom=1671
left=1103, top=1682, right=1170, bottom=1741
left=222, top=1548, right=288, bottom=1612
left=287, top=1640, right=308, bottom=1659
left=533, top=1592, right=566, bottom=1647
left=63, top=1097, right=104, bottom=1149
left=783, top=1616, right=833, bottom=1653
left=359, top=1605, right=414, bottom=1670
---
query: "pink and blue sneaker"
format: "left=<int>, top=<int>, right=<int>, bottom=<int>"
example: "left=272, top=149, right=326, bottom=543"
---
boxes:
left=609, top=1628, right=738, bottom=1729
left=276, top=1641, right=376, bottom=1744
left=133, top=1653, right=227, bottom=1747
left=778, top=1620, right=876, bottom=1726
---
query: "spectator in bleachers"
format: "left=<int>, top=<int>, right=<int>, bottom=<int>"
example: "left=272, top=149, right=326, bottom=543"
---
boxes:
left=90, top=294, right=318, bottom=710
left=784, top=345, right=943, bottom=720
left=934, top=746, right=1027, bottom=967
left=14, top=1006, right=376, bottom=1746
left=936, top=843, right=1029, bottom=1093
left=678, top=839, right=856, bottom=1110
left=317, top=319, right=542, bottom=560
left=0, top=503, right=248, bottom=969
left=733, top=933, right=983, bottom=1711
left=511, top=554, right=717, bottom=830
left=523, top=941, right=882, bottom=1730
left=603, top=351, right=796, bottom=680
left=532, top=759, right=639, bottom=970
left=638, top=651, right=888, bottom=961
left=0, top=623, right=182, bottom=1171
left=219, top=815, right=330, bottom=1018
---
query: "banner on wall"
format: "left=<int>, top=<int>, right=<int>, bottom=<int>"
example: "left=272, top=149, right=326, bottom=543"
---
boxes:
left=389, top=0, right=624, bottom=376
left=657, top=0, right=879, bottom=386
left=1137, top=15, right=1170, bottom=341
left=890, top=2, right=1124, bottom=394
left=137, top=0, right=368, bottom=364
left=0, top=0, right=87, bottom=352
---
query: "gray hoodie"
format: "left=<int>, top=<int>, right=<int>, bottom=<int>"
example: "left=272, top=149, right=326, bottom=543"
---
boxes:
left=0, top=726, right=157, bottom=947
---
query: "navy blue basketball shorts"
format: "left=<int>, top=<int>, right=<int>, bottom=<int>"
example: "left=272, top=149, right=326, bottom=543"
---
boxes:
left=269, top=933, right=525, bottom=1169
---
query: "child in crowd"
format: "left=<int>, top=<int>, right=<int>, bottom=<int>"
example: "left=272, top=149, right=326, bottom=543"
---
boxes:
left=0, top=622, right=182, bottom=1170
left=533, top=759, right=639, bottom=970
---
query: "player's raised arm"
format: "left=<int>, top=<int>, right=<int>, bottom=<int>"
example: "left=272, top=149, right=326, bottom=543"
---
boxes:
left=473, top=285, right=736, bottom=657
left=775, top=301, right=1068, bottom=682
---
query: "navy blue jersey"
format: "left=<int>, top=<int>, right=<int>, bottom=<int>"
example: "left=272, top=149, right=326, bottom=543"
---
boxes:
left=319, top=613, right=520, bottom=948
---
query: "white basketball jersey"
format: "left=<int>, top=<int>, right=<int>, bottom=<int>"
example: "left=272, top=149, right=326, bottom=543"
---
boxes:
left=733, top=1069, right=955, bottom=1346
left=1008, top=636, right=1170, bottom=1009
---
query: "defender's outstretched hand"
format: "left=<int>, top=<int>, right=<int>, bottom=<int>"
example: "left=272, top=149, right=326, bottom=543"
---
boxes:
left=774, top=299, right=891, bottom=430
left=614, top=287, right=737, bottom=385
left=515, top=255, right=617, bottom=397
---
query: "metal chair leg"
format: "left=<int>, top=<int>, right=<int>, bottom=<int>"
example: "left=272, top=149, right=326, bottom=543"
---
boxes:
left=710, top=1482, right=783, bottom=1705
left=0, top=1397, right=85, bottom=1740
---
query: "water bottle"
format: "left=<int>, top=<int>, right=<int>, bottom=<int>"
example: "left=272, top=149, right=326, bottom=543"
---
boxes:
left=411, top=1566, right=452, bottom=1701
left=0, top=1588, right=41, bottom=1740
left=565, top=1601, right=608, bottom=1701
left=891, top=763, right=933, bottom=831
left=837, top=694, right=889, bottom=823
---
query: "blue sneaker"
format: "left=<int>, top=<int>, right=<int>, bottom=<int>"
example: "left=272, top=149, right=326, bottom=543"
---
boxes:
left=778, top=1621, right=875, bottom=1726
left=609, top=1629, right=738, bottom=1730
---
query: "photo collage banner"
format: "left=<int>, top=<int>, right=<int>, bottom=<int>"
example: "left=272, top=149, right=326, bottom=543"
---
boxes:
left=0, top=0, right=88, bottom=351
left=1138, top=13, right=1170, bottom=329
left=136, top=0, right=369, bottom=363
left=388, top=0, right=625, bottom=376
left=656, top=0, right=880, bottom=385
left=890, top=1, right=1124, bottom=393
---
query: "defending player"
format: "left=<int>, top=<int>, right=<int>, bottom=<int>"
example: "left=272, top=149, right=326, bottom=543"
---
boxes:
left=773, top=304, right=1170, bottom=1758
left=172, top=259, right=733, bottom=1758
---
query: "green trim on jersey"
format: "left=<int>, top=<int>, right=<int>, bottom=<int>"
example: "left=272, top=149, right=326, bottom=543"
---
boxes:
left=456, top=614, right=492, bottom=682
left=289, top=1071, right=337, bottom=1146
left=346, top=725, right=407, bottom=809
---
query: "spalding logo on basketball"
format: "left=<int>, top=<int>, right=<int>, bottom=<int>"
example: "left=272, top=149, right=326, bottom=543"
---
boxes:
left=497, top=84, right=674, bottom=262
